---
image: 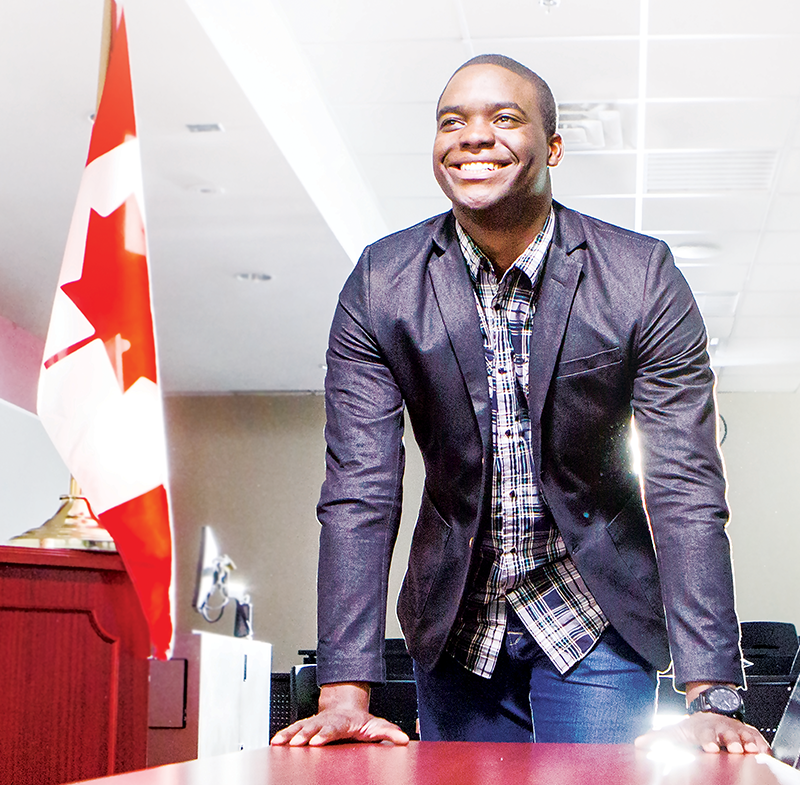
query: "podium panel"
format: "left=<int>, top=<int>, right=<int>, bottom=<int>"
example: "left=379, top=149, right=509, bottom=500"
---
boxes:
left=0, top=546, right=150, bottom=785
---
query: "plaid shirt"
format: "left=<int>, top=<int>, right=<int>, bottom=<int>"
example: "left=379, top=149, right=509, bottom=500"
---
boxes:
left=445, top=211, right=608, bottom=678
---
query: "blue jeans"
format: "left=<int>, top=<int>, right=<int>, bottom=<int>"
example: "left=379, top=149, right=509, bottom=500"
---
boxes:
left=414, top=606, right=657, bottom=743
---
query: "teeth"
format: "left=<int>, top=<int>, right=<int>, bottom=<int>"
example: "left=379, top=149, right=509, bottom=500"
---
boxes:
left=459, top=161, right=500, bottom=172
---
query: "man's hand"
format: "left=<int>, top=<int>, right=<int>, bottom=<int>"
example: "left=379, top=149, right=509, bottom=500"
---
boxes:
left=635, top=711, right=771, bottom=754
left=635, top=681, right=770, bottom=755
left=270, top=682, right=410, bottom=747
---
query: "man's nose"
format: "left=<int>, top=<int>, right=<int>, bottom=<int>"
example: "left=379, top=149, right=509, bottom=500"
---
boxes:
left=460, top=118, right=495, bottom=148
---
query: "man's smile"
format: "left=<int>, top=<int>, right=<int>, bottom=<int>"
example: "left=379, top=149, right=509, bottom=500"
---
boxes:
left=456, top=161, right=505, bottom=172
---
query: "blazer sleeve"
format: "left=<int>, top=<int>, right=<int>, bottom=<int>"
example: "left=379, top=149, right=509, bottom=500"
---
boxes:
left=631, top=240, right=743, bottom=689
left=315, top=245, right=405, bottom=686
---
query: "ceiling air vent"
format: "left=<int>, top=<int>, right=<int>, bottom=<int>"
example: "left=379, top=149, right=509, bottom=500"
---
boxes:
left=186, top=123, right=224, bottom=133
left=646, top=150, right=777, bottom=193
left=558, top=104, right=623, bottom=151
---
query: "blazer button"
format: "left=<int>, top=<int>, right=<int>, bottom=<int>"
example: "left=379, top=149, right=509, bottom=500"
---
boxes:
left=468, top=537, right=474, bottom=549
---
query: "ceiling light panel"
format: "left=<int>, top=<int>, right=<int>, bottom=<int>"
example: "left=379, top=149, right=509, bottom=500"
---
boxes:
left=646, top=150, right=778, bottom=193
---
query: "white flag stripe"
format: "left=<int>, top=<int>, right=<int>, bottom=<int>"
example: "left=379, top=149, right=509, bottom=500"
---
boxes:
left=51, top=140, right=145, bottom=295
left=39, top=340, right=167, bottom=514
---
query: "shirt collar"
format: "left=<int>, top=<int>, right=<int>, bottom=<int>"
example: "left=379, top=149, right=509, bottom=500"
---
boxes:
left=457, top=207, right=555, bottom=286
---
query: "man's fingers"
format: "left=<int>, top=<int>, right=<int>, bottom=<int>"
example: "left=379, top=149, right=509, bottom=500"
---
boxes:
left=271, top=711, right=409, bottom=747
left=355, top=718, right=410, bottom=745
left=635, top=713, right=771, bottom=755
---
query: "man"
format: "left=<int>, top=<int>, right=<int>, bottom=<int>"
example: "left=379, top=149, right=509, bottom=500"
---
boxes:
left=273, top=55, right=769, bottom=753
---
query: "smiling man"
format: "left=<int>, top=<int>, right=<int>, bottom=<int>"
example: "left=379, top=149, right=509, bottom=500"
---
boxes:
left=272, top=55, right=769, bottom=753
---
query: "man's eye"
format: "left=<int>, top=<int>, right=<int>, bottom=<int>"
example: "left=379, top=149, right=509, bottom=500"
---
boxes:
left=495, top=114, right=518, bottom=125
left=439, top=117, right=462, bottom=129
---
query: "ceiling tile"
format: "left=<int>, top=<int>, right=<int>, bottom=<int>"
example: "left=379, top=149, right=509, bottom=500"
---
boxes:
left=738, top=291, right=800, bottom=317
left=702, top=316, right=734, bottom=339
left=779, top=150, right=800, bottom=193
left=678, top=264, right=748, bottom=292
left=302, top=40, right=468, bottom=104
left=558, top=196, right=635, bottom=228
left=328, top=102, right=436, bottom=156
left=716, top=336, right=800, bottom=364
left=645, top=100, right=792, bottom=150
left=473, top=39, right=640, bottom=102
left=275, top=0, right=460, bottom=43
left=647, top=39, right=800, bottom=100
left=748, top=263, right=800, bottom=292
left=552, top=152, right=637, bottom=196
left=658, top=231, right=760, bottom=267
left=460, top=0, right=640, bottom=38
left=649, top=0, right=800, bottom=36
left=754, top=232, right=800, bottom=265
left=767, top=194, right=800, bottom=230
left=381, top=196, right=452, bottom=234
left=642, top=195, right=769, bottom=232
left=716, top=372, right=800, bottom=393
left=731, top=316, right=800, bottom=339
left=360, top=154, right=442, bottom=199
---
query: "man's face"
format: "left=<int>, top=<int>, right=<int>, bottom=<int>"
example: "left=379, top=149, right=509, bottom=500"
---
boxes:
left=433, top=64, right=562, bottom=219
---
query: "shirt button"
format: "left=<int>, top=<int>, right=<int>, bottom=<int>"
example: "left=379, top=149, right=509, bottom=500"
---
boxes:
left=498, top=368, right=507, bottom=374
left=509, top=490, right=516, bottom=498
left=505, top=429, right=512, bottom=437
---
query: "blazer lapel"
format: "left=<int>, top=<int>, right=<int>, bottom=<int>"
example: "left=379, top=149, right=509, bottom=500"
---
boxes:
left=428, top=217, right=491, bottom=453
left=528, top=208, right=585, bottom=434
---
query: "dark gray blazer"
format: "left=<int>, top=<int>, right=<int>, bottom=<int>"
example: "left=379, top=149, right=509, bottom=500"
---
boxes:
left=316, top=202, right=743, bottom=691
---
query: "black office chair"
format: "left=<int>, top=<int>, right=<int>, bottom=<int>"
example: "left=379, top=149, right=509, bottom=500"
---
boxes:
left=741, top=621, right=799, bottom=675
left=288, top=639, right=419, bottom=739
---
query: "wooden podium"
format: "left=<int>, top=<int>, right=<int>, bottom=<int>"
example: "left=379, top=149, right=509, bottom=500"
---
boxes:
left=0, top=545, right=150, bottom=785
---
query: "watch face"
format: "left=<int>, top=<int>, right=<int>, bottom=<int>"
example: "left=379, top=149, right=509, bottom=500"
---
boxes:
left=706, top=687, right=742, bottom=712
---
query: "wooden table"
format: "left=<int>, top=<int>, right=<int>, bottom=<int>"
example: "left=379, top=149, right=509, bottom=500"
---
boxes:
left=73, top=742, right=800, bottom=785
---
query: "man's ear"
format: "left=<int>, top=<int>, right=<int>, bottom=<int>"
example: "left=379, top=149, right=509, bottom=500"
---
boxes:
left=548, top=133, right=564, bottom=167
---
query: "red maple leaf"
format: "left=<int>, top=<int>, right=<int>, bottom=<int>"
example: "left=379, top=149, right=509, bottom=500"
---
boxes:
left=45, top=196, right=157, bottom=392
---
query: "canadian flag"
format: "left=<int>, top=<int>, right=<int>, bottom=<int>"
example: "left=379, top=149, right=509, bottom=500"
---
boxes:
left=37, top=0, right=174, bottom=659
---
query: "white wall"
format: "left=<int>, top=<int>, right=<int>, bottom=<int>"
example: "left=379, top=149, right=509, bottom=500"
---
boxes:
left=717, top=392, right=800, bottom=631
left=0, top=399, right=69, bottom=543
left=2, top=391, right=797, bottom=671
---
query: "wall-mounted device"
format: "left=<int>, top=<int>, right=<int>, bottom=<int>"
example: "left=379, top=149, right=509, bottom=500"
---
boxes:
left=192, top=525, right=253, bottom=639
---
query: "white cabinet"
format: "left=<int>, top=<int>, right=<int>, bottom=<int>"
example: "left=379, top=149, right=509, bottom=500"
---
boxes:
left=148, top=632, right=272, bottom=766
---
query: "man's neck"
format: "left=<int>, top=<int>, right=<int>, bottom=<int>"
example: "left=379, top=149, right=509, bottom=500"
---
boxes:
left=454, top=199, right=552, bottom=276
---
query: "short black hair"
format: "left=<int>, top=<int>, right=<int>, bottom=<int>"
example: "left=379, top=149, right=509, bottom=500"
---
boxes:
left=442, top=54, right=558, bottom=139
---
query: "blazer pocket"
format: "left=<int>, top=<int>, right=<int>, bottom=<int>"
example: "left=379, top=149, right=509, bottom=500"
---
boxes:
left=556, top=346, right=621, bottom=379
left=401, top=490, right=452, bottom=620
left=605, top=496, right=664, bottom=619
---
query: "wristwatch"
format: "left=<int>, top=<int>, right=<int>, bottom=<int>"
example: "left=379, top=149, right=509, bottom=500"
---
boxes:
left=688, top=686, right=745, bottom=722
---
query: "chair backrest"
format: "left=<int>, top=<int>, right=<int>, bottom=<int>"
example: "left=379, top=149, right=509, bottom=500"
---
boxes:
left=772, top=676, right=800, bottom=768
left=287, top=640, right=419, bottom=738
left=741, top=621, right=799, bottom=675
